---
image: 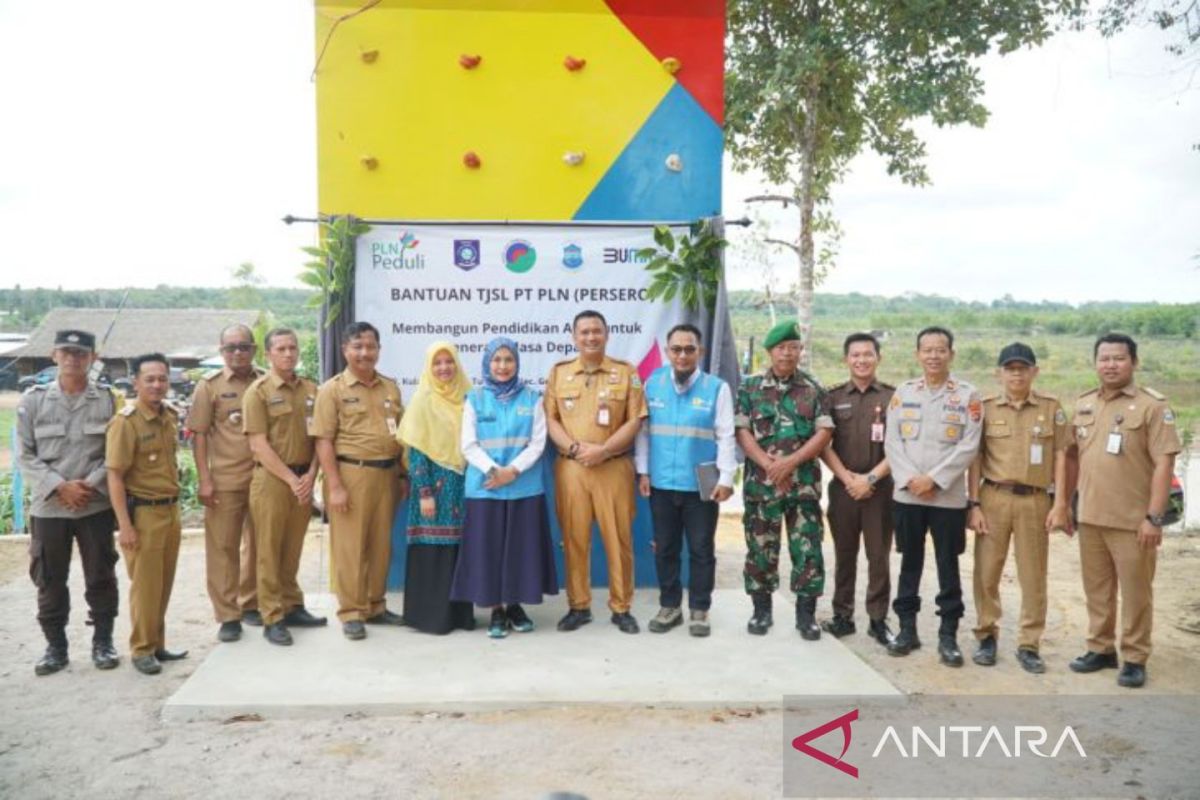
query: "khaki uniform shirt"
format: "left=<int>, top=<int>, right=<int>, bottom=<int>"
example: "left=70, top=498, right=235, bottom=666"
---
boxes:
left=544, top=355, right=647, bottom=455
left=827, top=379, right=894, bottom=485
left=188, top=366, right=264, bottom=491
left=978, top=390, right=1070, bottom=489
left=242, top=371, right=318, bottom=467
left=312, top=368, right=404, bottom=460
left=105, top=400, right=180, bottom=500
left=1070, top=383, right=1182, bottom=530
left=17, top=381, right=119, bottom=518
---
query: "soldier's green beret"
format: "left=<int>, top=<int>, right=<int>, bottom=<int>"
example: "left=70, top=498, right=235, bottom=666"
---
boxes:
left=763, top=320, right=803, bottom=350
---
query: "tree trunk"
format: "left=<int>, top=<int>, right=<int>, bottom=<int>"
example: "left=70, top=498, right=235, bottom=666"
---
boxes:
left=795, top=2, right=821, bottom=371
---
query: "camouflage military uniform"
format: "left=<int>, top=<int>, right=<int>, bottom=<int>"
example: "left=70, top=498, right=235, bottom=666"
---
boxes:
left=735, top=369, right=835, bottom=596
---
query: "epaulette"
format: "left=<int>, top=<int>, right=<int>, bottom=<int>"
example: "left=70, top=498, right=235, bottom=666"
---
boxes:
left=202, top=369, right=222, bottom=381
left=608, top=357, right=635, bottom=368
left=552, top=357, right=576, bottom=367
left=878, top=381, right=895, bottom=391
left=23, top=383, right=48, bottom=394
left=827, top=381, right=849, bottom=393
left=120, top=404, right=137, bottom=416
left=1141, top=386, right=1166, bottom=401
left=982, top=393, right=1000, bottom=403
left=1032, top=389, right=1059, bottom=402
left=1077, top=387, right=1099, bottom=398
left=163, top=400, right=181, bottom=416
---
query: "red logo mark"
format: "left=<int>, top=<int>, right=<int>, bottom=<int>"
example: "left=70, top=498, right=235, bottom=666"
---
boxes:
left=791, top=709, right=859, bottom=779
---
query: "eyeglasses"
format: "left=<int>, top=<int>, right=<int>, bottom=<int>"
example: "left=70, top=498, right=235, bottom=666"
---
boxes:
left=221, top=343, right=256, bottom=353
left=668, top=345, right=698, bottom=355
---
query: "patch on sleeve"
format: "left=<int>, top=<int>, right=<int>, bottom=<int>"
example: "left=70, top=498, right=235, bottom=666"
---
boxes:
left=1163, top=408, right=1176, bottom=425
left=121, top=405, right=137, bottom=416
left=968, top=397, right=982, bottom=423
left=1054, top=408, right=1067, bottom=425
left=889, top=395, right=901, bottom=409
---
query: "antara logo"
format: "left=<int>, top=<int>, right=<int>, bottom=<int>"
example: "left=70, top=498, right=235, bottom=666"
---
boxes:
left=792, top=709, right=859, bottom=779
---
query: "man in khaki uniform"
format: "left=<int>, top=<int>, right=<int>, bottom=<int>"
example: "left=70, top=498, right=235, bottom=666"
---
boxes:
left=189, top=323, right=264, bottom=642
left=243, top=328, right=325, bottom=647
left=314, top=321, right=408, bottom=641
left=106, top=353, right=187, bottom=676
left=545, top=310, right=647, bottom=634
left=1066, top=333, right=1181, bottom=689
left=967, top=343, right=1071, bottom=674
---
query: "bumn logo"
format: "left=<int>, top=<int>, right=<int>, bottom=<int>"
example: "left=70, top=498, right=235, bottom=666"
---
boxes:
left=791, top=709, right=859, bottom=779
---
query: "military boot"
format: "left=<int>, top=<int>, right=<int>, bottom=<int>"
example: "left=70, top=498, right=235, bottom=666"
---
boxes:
left=938, top=619, right=964, bottom=667
left=747, top=593, right=773, bottom=636
left=887, top=616, right=921, bottom=657
left=795, top=596, right=820, bottom=640
left=35, top=627, right=69, bottom=677
left=91, top=616, right=120, bottom=670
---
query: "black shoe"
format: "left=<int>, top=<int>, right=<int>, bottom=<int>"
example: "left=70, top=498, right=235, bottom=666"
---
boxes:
left=973, top=635, right=997, bottom=667
left=1068, top=650, right=1118, bottom=673
left=747, top=593, right=773, bottom=636
left=343, top=620, right=367, bottom=640
left=132, top=654, right=162, bottom=675
left=91, top=639, right=120, bottom=670
left=1016, top=647, right=1045, bottom=674
left=557, top=608, right=593, bottom=632
left=1117, top=662, right=1146, bottom=688
left=218, top=620, right=243, bottom=642
left=887, top=618, right=920, bottom=656
left=611, top=612, right=640, bottom=634
left=154, top=648, right=189, bottom=661
left=505, top=604, right=534, bottom=633
left=365, top=610, right=405, bottom=626
left=821, top=614, right=856, bottom=638
left=795, top=597, right=820, bottom=641
left=867, top=618, right=893, bottom=646
left=241, top=610, right=263, bottom=627
left=264, top=622, right=293, bottom=646
left=488, top=608, right=510, bottom=639
left=938, top=635, right=964, bottom=667
left=34, top=645, right=69, bottom=677
left=284, top=607, right=328, bottom=627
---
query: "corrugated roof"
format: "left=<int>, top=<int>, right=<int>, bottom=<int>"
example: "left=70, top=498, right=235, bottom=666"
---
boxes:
left=12, top=308, right=262, bottom=360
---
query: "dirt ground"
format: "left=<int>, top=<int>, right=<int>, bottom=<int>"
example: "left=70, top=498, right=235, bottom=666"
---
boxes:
left=0, top=517, right=1198, bottom=799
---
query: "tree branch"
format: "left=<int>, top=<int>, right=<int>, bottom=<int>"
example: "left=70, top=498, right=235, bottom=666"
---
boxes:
left=764, top=237, right=802, bottom=254
left=745, top=194, right=800, bottom=206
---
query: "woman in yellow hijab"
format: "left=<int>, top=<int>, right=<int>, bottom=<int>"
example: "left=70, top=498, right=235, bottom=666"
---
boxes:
left=397, top=341, right=476, bottom=634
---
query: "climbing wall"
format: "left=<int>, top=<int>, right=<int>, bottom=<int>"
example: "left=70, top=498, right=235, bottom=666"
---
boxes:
left=313, top=0, right=724, bottom=222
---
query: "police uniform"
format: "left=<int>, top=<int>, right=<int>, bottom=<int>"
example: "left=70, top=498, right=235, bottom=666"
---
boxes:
left=312, top=368, right=405, bottom=623
left=16, top=329, right=121, bottom=672
left=544, top=355, right=647, bottom=615
left=972, top=388, right=1069, bottom=654
left=105, top=399, right=182, bottom=660
left=242, top=371, right=318, bottom=628
left=883, top=374, right=983, bottom=656
left=824, top=378, right=895, bottom=626
left=1070, top=383, right=1181, bottom=668
left=188, top=365, right=264, bottom=624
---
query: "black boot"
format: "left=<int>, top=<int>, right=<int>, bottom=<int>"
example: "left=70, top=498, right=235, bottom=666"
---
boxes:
left=795, top=596, right=820, bottom=640
left=938, top=620, right=964, bottom=667
left=35, top=627, right=69, bottom=677
left=91, top=616, right=120, bottom=670
left=887, top=616, right=920, bottom=657
left=747, top=593, right=773, bottom=635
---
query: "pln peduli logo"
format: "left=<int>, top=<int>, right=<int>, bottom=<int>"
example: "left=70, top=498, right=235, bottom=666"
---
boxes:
left=503, top=240, right=537, bottom=274
left=371, top=230, right=425, bottom=270
left=562, top=243, right=583, bottom=271
left=454, top=239, right=481, bottom=271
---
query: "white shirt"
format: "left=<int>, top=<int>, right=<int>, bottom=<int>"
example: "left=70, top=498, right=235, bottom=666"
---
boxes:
left=634, top=369, right=739, bottom=488
left=460, top=397, right=548, bottom=475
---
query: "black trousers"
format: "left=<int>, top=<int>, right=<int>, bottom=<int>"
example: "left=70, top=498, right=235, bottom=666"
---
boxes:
left=29, top=509, right=119, bottom=634
left=891, top=502, right=965, bottom=628
left=649, top=488, right=718, bottom=611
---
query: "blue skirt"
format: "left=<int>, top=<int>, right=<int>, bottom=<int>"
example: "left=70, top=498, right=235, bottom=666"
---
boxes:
left=450, top=496, right=559, bottom=607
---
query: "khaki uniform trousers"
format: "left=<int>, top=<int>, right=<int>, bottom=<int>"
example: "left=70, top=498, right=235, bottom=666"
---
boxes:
left=1078, top=523, right=1156, bottom=664
left=972, top=484, right=1051, bottom=650
left=555, top=456, right=636, bottom=614
left=204, top=489, right=258, bottom=622
left=123, top=504, right=181, bottom=658
left=251, top=469, right=309, bottom=626
left=329, top=464, right=398, bottom=623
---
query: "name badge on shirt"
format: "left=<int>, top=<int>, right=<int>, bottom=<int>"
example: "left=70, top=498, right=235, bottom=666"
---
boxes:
left=870, top=423, right=885, bottom=443
left=387, top=417, right=398, bottom=436
left=306, top=416, right=315, bottom=436
left=1106, top=432, right=1122, bottom=455
left=1030, top=443, right=1044, bottom=465
left=597, top=404, right=611, bottom=427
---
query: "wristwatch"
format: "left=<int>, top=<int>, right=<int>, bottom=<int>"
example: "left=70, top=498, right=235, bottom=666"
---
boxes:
left=866, top=473, right=879, bottom=487
left=967, top=499, right=981, bottom=508
left=1146, top=512, right=1168, bottom=527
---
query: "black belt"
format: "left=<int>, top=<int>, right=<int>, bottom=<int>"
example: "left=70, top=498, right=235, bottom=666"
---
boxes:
left=129, top=495, right=178, bottom=507
left=254, top=463, right=310, bottom=476
left=984, top=479, right=1045, bottom=496
left=337, top=456, right=397, bottom=469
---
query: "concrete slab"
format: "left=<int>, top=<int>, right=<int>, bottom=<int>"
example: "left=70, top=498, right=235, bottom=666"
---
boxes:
left=163, top=589, right=899, bottom=721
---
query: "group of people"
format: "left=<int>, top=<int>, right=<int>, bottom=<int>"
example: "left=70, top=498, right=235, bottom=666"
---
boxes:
left=17, top=313, right=1181, bottom=689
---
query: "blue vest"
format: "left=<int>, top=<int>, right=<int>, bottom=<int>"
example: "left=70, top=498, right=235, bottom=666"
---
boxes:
left=464, top=386, right=544, bottom=500
left=644, top=366, right=722, bottom=491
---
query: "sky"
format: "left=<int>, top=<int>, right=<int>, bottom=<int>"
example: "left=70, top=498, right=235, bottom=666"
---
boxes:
left=0, top=1, right=1196, bottom=304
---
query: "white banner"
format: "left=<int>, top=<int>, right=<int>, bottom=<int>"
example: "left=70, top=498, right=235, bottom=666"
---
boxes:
left=355, top=224, right=686, bottom=391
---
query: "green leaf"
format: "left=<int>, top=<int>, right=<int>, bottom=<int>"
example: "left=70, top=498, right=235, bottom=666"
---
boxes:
left=653, top=225, right=675, bottom=252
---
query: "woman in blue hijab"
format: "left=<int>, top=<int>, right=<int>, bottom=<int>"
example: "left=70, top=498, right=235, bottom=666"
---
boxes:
left=450, top=337, right=558, bottom=637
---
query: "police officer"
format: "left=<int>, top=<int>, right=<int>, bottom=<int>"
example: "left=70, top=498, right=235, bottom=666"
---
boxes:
left=243, top=328, right=326, bottom=647
left=735, top=321, right=833, bottom=640
left=313, top=321, right=408, bottom=641
left=189, top=323, right=264, bottom=642
left=17, top=329, right=121, bottom=675
left=1066, top=333, right=1181, bottom=688
left=635, top=324, right=737, bottom=637
left=883, top=326, right=982, bottom=666
left=106, top=353, right=188, bottom=675
left=967, top=343, right=1071, bottom=674
left=545, top=310, right=647, bottom=634
left=818, top=332, right=895, bottom=646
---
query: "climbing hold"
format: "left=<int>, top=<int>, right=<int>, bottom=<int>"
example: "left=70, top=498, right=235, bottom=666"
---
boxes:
left=562, top=151, right=585, bottom=166
left=661, top=57, right=681, bottom=74
left=361, top=49, right=379, bottom=64
left=665, top=154, right=683, bottom=172
left=563, top=55, right=587, bottom=72
left=459, top=54, right=482, bottom=69
left=463, top=151, right=482, bottom=169
left=361, top=155, right=379, bottom=171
